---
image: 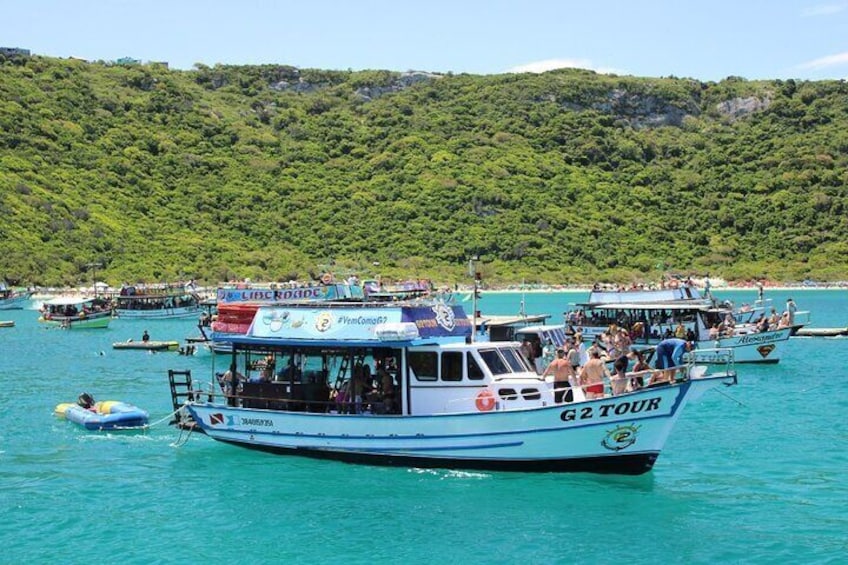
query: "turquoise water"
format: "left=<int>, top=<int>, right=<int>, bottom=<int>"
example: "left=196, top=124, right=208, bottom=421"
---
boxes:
left=1, top=290, right=846, bottom=563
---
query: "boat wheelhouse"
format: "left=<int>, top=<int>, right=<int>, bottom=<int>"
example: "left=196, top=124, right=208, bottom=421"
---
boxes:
left=39, top=296, right=112, bottom=329
left=174, top=300, right=736, bottom=475
left=573, top=301, right=791, bottom=364
left=114, top=283, right=201, bottom=319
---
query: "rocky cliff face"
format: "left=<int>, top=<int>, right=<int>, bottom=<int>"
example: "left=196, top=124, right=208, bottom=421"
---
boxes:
left=263, top=66, right=770, bottom=128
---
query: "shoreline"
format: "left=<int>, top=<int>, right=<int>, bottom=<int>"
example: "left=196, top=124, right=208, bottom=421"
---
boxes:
left=478, top=285, right=846, bottom=294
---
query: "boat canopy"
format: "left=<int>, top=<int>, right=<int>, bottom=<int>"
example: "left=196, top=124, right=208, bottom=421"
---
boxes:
left=579, top=302, right=714, bottom=312
left=221, top=302, right=472, bottom=349
left=584, top=287, right=705, bottom=305
left=43, top=296, right=96, bottom=306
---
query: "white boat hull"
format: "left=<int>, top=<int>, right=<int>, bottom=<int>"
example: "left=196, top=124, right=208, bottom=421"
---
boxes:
left=695, top=328, right=791, bottom=364
left=185, top=376, right=730, bottom=474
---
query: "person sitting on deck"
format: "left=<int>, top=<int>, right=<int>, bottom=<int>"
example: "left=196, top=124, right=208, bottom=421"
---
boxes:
left=610, top=353, right=629, bottom=396
left=628, top=350, right=650, bottom=391
left=376, top=359, right=396, bottom=413
left=352, top=362, right=372, bottom=414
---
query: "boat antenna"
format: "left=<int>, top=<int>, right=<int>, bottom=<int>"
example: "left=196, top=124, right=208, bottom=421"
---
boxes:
left=86, top=262, right=102, bottom=298
left=469, top=256, right=480, bottom=343
left=519, top=279, right=527, bottom=319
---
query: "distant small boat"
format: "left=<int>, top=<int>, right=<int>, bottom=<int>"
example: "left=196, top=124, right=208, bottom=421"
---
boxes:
left=113, top=339, right=180, bottom=351
left=114, top=282, right=201, bottom=319
left=0, top=283, right=32, bottom=310
left=39, top=296, right=113, bottom=329
left=0, top=320, right=14, bottom=328
left=54, top=399, right=149, bottom=431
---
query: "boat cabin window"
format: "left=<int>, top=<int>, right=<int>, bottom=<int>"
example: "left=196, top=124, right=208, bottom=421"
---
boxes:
left=409, top=351, right=437, bottom=381
left=440, top=352, right=463, bottom=381
left=467, top=355, right=484, bottom=381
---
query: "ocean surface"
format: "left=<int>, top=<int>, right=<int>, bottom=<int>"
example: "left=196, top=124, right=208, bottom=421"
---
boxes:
left=1, top=289, right=846, bottom=564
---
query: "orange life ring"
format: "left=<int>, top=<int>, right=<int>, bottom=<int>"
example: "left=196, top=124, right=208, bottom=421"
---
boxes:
left=475, top=389, right=496, bottom=412
left=321, top=273, right=333, bottom=285
left=669, top=279, right=679, bottom=289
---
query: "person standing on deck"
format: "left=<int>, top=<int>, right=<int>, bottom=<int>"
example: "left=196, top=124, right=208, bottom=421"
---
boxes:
left=542, top=349, right=575, bottom=403
left=786, top=298, right=797, bottom=326
left=579, top=350, right=610, bottom=399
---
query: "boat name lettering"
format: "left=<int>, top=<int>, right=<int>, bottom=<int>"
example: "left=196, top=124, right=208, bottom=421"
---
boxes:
left=738, top=333, right=779, bottom=345
left=220, top=289, right=324, bottom=302
left=338, top=315, right=388, bottom=325
left=239, top=417, right=274, bottom=427
left=560, top=397, right=661, bottom=422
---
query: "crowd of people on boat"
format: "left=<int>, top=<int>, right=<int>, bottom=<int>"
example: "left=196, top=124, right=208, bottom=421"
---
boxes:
left=223, top=353, right=400, bottom=415
left=40, top=298, right=113, bottom=320
left=526, top=329, right=692, bottom=404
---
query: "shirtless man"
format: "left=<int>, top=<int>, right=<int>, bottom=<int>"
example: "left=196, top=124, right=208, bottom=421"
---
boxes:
left=542, top=349, right=575, bottom=403
left=579, top=350, right=610, bottom=399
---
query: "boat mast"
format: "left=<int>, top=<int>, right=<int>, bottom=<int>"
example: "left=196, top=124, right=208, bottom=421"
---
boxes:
left=86, top=262, right=102, bottom=299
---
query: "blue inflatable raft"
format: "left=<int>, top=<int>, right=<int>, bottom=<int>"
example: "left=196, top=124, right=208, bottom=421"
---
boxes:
left=55, top=400, right=149, bottom=431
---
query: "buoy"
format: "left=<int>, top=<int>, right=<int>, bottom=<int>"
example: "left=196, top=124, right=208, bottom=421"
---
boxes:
left=475, top=389, right=496, bottom=412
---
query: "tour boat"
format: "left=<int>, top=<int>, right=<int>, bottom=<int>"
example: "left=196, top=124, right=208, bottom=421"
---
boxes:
left=570, top=300, right=790, bottom=363
left=55, top=399, right=149, bottom=431
left=114, top=282, right=201, bottom=319
left=39, top=296, right=113, bottom=329
left=173, top=300, right=736, bottom=475
left=0, top=284, right=32, bottom=310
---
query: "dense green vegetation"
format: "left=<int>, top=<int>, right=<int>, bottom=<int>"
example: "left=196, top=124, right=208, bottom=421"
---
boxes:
left=1, top=55, right=847, bottom=287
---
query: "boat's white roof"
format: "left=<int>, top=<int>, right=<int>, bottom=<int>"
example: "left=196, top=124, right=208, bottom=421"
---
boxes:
left=44, top=295, right=95, bottom=306
left=588, top=302, right=712, bottom=311
left=475, top=314, right=550, bottom=327
left=514, top=324, right=566, bottom=334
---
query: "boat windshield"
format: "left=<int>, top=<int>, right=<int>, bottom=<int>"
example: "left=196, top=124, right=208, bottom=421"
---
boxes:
left=478, top=347, right=528, bottom=376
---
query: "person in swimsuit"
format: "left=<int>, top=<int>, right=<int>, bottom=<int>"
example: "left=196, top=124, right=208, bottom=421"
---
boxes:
left=542, top=349, right=575, bottom=403
left=579, top=350, right=610, bottom=399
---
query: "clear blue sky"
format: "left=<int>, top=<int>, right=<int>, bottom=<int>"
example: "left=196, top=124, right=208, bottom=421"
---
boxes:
left=4, top=0, right=847, bottom=81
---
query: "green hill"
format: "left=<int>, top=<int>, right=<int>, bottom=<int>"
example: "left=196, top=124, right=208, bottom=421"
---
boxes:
left=1, top=54, right=846, bottom=287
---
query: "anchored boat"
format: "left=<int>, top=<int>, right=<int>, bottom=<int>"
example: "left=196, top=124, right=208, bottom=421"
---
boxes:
left=570, top=300, right=791, bottom=363
left=173, top=300, right=736, bottom=475
left=114, top=282, right=201, bottom=319
left=39, top=296, right=113, bottom=329
left=0, top=283, right=32, bottom=310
